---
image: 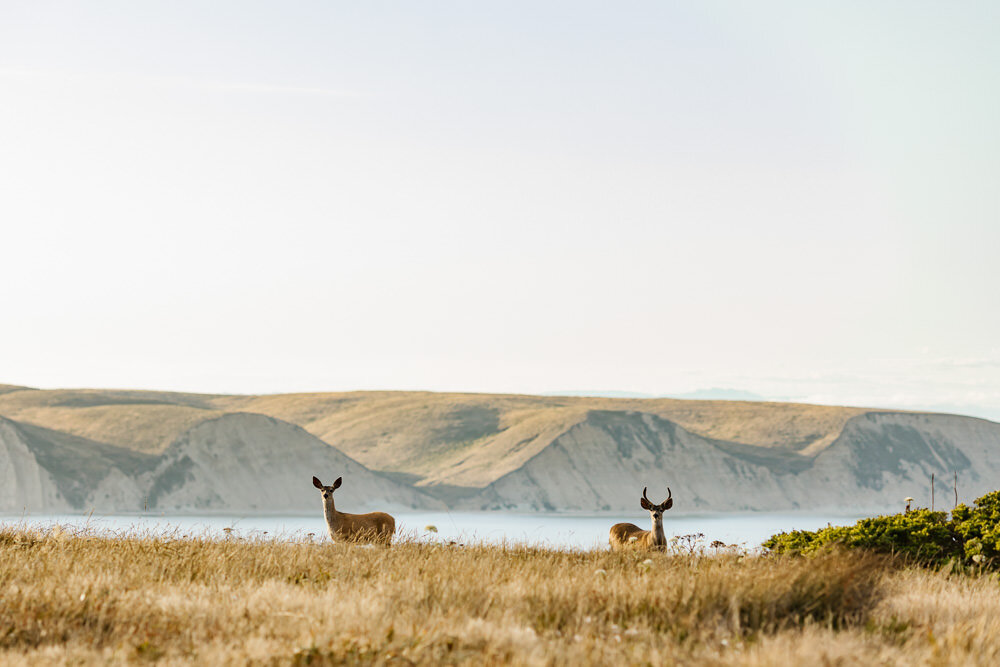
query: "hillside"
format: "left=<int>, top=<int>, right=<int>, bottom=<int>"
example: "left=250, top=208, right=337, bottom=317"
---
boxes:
left=0, top=388, right=443, bottom=513
left=1, top=385, right=997, bottom=513
left=466, top=410, right=1000, bottom=512
left=209, top=392, right=867, bottom=488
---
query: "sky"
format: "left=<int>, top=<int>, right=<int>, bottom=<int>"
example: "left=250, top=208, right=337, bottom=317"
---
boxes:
left=1, top=2, right=998, bottom=420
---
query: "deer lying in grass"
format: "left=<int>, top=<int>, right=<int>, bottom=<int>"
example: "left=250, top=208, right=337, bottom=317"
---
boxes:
left=312, top=476, right=396, bottom=545
left=609, top=487, right=673, bottom=550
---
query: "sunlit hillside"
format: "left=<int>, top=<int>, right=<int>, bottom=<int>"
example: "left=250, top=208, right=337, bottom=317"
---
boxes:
left=0, top=387, right=866, bottom=486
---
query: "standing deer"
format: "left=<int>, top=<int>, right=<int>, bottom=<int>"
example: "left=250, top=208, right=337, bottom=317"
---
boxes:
left=609, top=487, right=673, bottom=550
left=312, top=475, right=396, bottom=544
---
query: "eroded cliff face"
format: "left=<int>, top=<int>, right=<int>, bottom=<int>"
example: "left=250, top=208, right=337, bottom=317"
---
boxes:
left=4, top=396, right=999, bottom=515
left=463, top=411, right=1000, bottom=513
left=794, top=412, right=1000, bottom=510
left=465, top=412, right=789, bottom=512
left=0, top=418, right=70, bottom=511
left=146, top=413, right=442, bottom=512
left=0, top=413, right=442, bottom=513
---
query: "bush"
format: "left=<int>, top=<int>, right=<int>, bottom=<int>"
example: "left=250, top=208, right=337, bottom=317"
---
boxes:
left=763, top=490, right=1000, bottom=569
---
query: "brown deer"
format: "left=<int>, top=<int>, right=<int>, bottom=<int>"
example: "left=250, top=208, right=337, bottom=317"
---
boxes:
left=609, top=487, right=673, bottom=550
left=312, top=475, right=396, bottom=544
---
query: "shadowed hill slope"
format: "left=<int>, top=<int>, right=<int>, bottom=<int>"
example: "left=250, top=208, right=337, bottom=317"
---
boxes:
left=209, top=392, right=870, bottom=489
left=143, top=412, right=441, bottom=512
left=0, top=387, right=223, bottom=454
left=463, top=410, right=1000, bottom=513
left=0, top=387, right=446, bottom=512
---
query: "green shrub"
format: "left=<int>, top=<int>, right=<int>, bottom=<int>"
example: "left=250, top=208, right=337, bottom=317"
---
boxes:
left=763, top=490, right=1000, bottom=569
left=951, top=490, right=1000, bottom=562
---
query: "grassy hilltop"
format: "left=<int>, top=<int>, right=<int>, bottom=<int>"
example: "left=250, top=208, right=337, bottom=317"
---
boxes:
left=2, top=526, right=999, bottom=665
left=0, top=386, right=862, bottom=478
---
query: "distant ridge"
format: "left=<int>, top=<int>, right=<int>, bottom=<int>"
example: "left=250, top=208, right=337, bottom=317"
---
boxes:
left=2, top=385, right=998, bottom=513
left=542, top=390, right=658, bottom=399
left=544, top=388, right=766, bottom=401
left=668, top=388, right=766, bottom=401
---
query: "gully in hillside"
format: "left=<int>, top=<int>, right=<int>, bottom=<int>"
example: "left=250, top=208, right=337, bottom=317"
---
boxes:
left=312, top=475, right=396, bottom=545
left=609, top=486, right=673, bottom=550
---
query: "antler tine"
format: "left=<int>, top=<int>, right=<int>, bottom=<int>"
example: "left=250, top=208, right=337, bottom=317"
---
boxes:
left=666, top=487, right=672, bottom=500
left=642, top=486, right=650, bottom=503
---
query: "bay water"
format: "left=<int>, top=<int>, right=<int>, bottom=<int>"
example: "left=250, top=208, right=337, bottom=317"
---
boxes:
left=1, top=511, right=868, bottom=550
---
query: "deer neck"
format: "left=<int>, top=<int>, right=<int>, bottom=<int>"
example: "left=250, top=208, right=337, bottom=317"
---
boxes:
left=323, top=497, right=344, bottom=536
left=649, top=514, right=666, bottom=547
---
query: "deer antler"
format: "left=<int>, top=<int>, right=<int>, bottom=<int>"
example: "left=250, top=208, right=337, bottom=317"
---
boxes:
left=642, top=487, right=651, bottom=504
left=661, top=486, right=673, bottom=511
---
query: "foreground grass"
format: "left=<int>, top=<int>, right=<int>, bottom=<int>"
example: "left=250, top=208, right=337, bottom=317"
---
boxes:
left=1, top=528, right=999, bottom=665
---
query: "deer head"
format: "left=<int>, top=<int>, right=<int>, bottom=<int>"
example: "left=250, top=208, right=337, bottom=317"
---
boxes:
left=639, top=486, right=672, bottom=522
left=312, top=475, right=343, bottom=506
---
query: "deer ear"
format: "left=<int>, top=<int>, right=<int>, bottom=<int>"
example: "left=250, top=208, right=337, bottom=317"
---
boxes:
left=332, top=477, right=343, bottom=490
left=663, top=498, right=673, bottom=510
left=640, top=496, right=653, bottom=510
left=312, top=476, right=323, bottom=489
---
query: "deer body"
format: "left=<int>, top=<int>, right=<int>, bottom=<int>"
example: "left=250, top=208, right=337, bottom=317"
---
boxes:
left=313, top=476, right=395, bottom=544
left=609, top=487, right=672, bottom=550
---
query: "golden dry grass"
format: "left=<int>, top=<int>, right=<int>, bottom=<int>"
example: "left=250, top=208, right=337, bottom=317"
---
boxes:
left=2, top=526, right=996, bottom=665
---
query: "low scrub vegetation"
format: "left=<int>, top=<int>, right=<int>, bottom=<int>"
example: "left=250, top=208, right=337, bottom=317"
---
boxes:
left=764, top=490, right=1000, bottom=569
left=2, top=524, right=1000, bottom=664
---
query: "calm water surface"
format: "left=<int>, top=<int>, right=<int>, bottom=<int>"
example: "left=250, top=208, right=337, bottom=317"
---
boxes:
left=1, top=511, right=867, bottom=550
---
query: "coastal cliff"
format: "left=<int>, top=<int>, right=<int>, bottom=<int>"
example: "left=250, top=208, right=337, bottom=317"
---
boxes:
left=2, top=386, right=997, bottom=514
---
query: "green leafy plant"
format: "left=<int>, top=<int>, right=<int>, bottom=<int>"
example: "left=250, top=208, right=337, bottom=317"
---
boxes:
left=764, top=490, right=1000, bottom=569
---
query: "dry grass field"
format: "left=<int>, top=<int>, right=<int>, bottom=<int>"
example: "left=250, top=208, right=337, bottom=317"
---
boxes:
left=2, top=525, right=998, bottom=665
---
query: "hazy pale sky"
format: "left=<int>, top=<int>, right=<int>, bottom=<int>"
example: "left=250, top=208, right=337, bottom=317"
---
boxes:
left=2, top=2, right=998, bottom=419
